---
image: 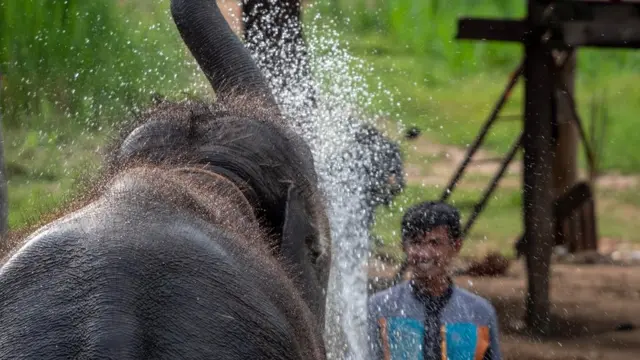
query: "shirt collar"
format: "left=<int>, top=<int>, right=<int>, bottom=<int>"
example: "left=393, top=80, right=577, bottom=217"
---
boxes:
left=409, top=278, right=454, bottom=312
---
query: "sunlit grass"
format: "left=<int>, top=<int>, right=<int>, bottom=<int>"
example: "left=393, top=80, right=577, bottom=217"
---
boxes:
left=4, top=0, right=640, bottom=256
left=1, top=0, right=208, bottom=130
left=1, top=0, right=210, bottom=232
left=307, top=1, right=640, bottom=173
left=371, top=184, right=523, bottom=262
left=4, top=126, right=108, bottom=230
left=373, top=179, right=640, bottom=264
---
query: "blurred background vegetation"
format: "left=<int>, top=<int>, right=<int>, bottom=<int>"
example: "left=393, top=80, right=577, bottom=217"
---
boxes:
left=2, top=0, right=639, bottom=260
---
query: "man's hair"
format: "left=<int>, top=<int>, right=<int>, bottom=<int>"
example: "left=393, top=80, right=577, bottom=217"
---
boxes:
left=401, top=201, right=462, bottom=244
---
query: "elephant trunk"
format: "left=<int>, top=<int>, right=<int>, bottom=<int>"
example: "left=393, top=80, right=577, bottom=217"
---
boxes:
left=170, top=0, right=279, bottom=111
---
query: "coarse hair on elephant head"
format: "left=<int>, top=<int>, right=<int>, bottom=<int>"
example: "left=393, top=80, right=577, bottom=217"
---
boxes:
left=100, top=0, right=333, bottom=323
left=106, top=95, right=332, bottom=318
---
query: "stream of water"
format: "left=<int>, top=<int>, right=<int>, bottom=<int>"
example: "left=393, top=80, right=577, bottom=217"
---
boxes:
left=246, top=12, right=401, bottom=359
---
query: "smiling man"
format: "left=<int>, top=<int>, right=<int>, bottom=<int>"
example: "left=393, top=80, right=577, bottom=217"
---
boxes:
left=368, top=201, right=502, bottom=360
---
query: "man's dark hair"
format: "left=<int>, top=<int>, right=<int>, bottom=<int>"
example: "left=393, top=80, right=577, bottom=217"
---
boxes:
left=401, top=201, right=462, bottom=244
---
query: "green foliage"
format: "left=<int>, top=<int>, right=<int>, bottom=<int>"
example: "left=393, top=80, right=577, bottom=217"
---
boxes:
left=305, top=0, right=640, bottom=173
left=4, top=0, right=640, bottom=250
left=0, top=0, right=208, bottom=130
left=5, top=127, right=104, bottom=230
left=307, top=0, right=640, bottom=77
left=301, top=0, right=640, bottom=254
left=371, top=184, right=523, bottom=262
left=0, top=0, right=210, bottom=231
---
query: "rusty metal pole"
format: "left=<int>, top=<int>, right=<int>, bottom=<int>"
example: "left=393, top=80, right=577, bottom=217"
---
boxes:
left=522, top=0, right=556, bottom=335
left=0, top=72, right=8, bottom=237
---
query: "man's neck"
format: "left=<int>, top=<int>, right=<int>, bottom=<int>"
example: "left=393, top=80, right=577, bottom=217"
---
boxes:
left=411, top=276, right=452, bottom=298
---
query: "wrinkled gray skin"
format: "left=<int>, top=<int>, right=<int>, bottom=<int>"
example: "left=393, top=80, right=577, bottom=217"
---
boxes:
left=0, top=0, right=332, bottom=359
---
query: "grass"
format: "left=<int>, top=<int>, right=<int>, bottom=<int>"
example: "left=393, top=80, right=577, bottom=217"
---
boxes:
left=1, top=0, right=210, bottom=231
left=3, top=0, right=640, bottom=261
left=373, top=177, right=640, bottom=264
left=302, top=1, right=640, bottom=259
left=372, top=184, right=524, bottom=262
left=308, top=0, right=640, bottom=75
left=4, top=126, right=106, bottom=229
left=334, top=33, right=640, bottom=174
left=1, top=0, right=209, bottom=129
left=306, top=0, right=640, bottom=173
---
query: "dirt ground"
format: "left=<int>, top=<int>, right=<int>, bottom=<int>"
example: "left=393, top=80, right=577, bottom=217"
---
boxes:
left=370, top=260, right=640, bottom=360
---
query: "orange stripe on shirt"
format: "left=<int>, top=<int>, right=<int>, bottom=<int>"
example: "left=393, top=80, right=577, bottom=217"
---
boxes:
left=440, top=325, right=447, bottom=360
left=378, top=318, right=391, bottom=360
left=474, top=325, right=490, bottom=360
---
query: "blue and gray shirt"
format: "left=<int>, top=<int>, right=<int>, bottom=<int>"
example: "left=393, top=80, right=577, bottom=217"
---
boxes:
left=368, top=280, right=502, bottom=360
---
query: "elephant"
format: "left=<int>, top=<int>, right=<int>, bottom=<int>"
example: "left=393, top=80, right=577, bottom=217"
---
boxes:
left=0, top=0, right=331, bottom=359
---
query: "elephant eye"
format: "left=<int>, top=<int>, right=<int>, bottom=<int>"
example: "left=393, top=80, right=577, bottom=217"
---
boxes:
left=305, top=234, right=321, bottom=264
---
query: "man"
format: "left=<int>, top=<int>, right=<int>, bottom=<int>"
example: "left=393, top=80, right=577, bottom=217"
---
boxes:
left=368, top=201, right=502, bottom=360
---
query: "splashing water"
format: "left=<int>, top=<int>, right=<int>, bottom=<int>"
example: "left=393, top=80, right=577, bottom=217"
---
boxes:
left=245, top=10, right=402, bottom=360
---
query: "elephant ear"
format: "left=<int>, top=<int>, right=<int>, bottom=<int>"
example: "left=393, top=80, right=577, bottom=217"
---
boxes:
left=281, top=184, right=324, bottom=316
left=282, top=184, right=314, bottom=266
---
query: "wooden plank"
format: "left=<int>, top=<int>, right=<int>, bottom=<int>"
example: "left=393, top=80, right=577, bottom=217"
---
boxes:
left=457, top=17, right=640, bottom=49
left=562, top=21, right=640, bottom=48
left=456, top=18, right=529, bottom=42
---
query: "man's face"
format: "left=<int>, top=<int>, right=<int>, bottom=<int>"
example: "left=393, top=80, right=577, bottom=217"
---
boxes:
left=403, top=225, right=461, bottom=281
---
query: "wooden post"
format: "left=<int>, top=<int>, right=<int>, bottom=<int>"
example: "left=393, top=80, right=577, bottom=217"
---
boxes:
left=241, top=0, right=308, bottom=70
left=0, top=72, right=7, bottom=237
left=455, top=0, right=640, bottom=338
left=552, top=51, right=578, bottom=198
left=241, top=0, right=317, bottom=113
left=522, top=0, right=556, bottom=335
left=552, top=50, right=580, bottom=251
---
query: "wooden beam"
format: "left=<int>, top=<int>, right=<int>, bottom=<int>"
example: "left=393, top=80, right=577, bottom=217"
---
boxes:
left=552, top=0, right=640, bottom=22
left=561, top=0, right=640, bottom=3
left=561, top=20, right=640, bottom=48
left=458, top=17, right=640, bottom=49
left=457, top=18, right=529, bottom=42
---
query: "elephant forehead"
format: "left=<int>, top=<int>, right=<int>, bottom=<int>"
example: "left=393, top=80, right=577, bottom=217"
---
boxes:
left=118, top=120, right=188, bottom=160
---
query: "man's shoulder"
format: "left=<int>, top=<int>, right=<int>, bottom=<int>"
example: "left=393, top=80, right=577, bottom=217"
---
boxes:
left=451, top=285, right=497, bottom=316
left=368, top=281, right=411, bottom=308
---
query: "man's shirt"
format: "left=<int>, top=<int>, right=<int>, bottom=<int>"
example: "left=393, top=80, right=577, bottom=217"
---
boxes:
left=368, top=280, right=502, bottom=360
